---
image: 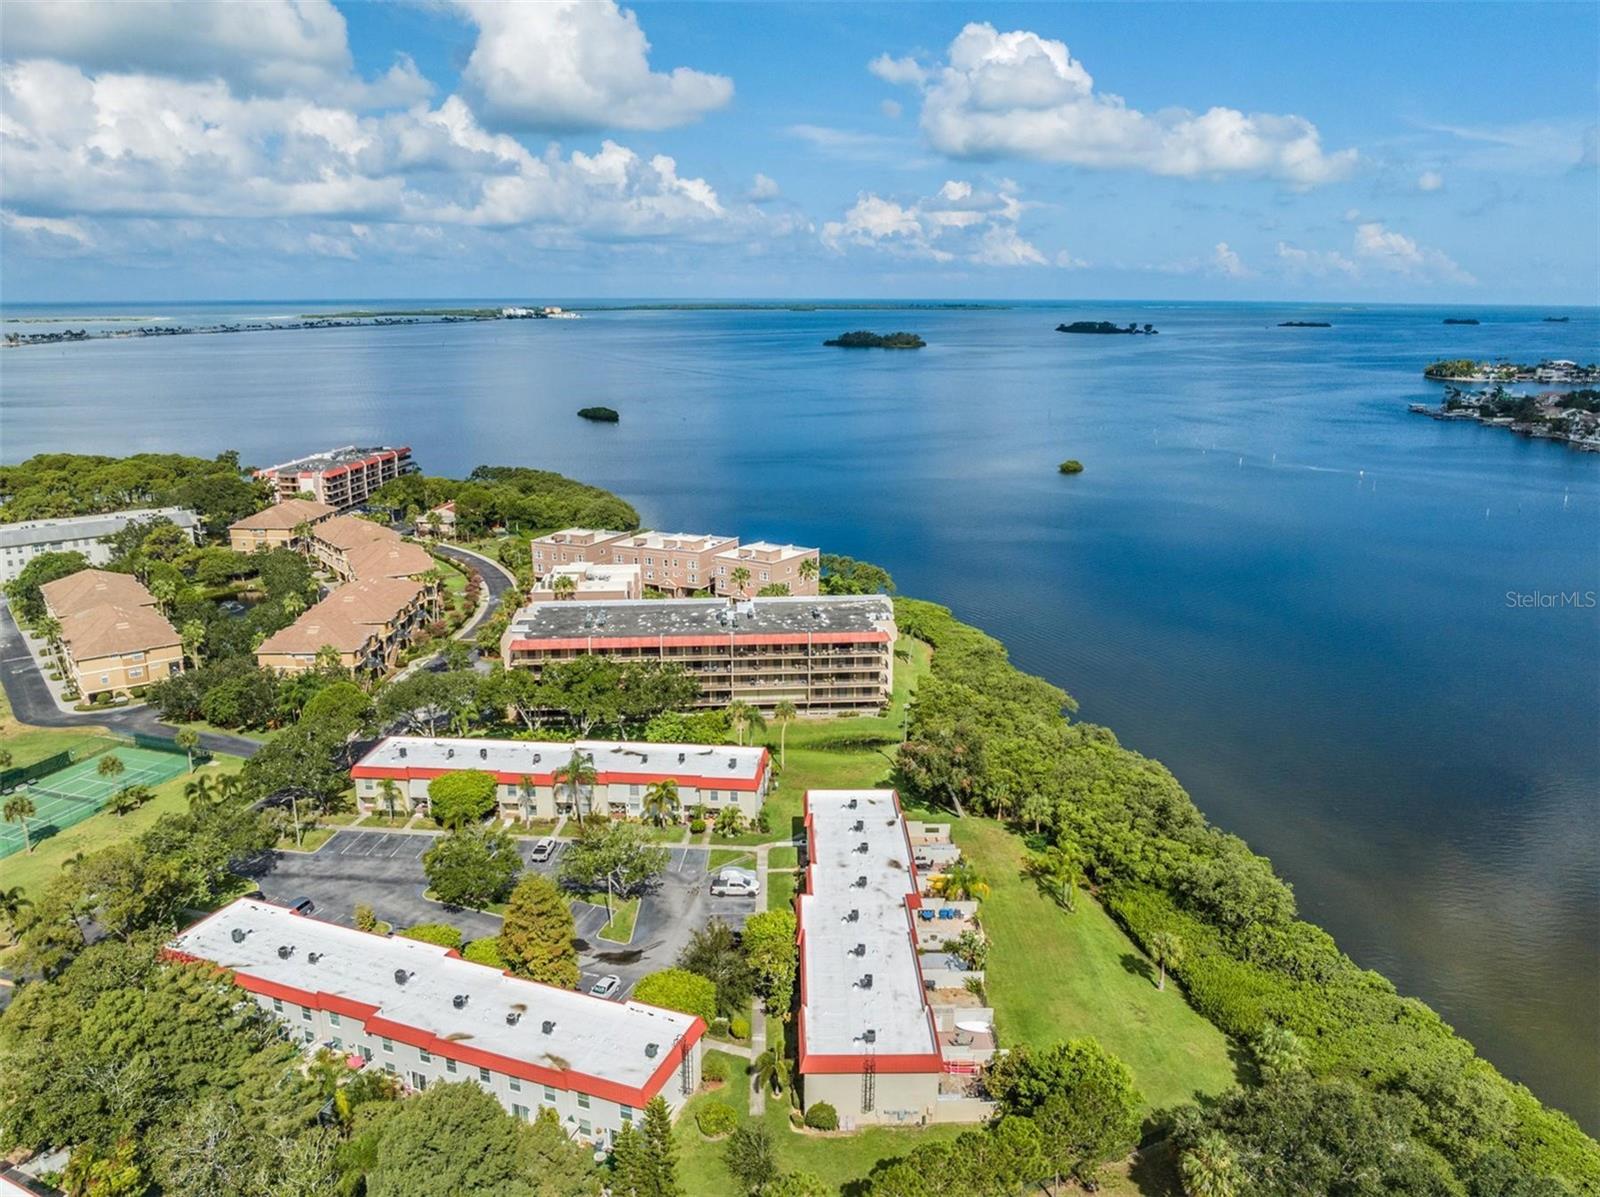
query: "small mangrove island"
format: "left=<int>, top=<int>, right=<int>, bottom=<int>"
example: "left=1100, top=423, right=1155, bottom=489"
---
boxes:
left=1058, top=459, right=1085, bottom=474
left=1279, top=320, right=1332, bottom=328
left=1057, top=321, right=1158, bottom=335
left=577, top=406, right=620, bottom=423
left=822, top=330, right=926, bottom=348
left=1443, top=317, right=1481, bottom=325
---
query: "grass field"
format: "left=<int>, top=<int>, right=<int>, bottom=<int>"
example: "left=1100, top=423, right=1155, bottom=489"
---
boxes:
left=766, top=871, right=796, bottom=912
left=1, top=755, right=247, bottom=899
left=767, top=845, right=798, bottom=868
left=1, top=744, right=196, bottom=858
left=950, top=817, right=1239, bottom=1111
left=0, top=722, right=108, bottom=769
left=597, top=896, right=640, bottom=943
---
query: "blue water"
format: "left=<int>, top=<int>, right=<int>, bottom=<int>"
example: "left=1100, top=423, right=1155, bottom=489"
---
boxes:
left=3, top=299, right=1597, bottom=1125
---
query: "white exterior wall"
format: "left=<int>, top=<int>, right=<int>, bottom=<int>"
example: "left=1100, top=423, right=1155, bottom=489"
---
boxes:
left=255, top=991, right=700, bottom=1144
left=355, top=775, right=767, bottom=821
left=801, top=1070, right=942, bottom=1128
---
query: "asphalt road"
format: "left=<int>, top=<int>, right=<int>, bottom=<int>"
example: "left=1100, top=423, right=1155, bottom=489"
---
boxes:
left=241, top=827, right=760, bottom=999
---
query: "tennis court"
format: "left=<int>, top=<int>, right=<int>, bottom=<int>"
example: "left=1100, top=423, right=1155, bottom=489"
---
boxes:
left=0, top=745, right=191, bottom=858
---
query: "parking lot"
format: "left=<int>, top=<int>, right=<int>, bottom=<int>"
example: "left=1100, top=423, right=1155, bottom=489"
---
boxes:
left=243, top=829, right=761, bottom=1000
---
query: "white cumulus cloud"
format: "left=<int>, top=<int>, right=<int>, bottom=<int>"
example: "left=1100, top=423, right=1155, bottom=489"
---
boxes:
left=821, top=179, right=1055, bottom=266
left=1416, top=169, right=1445, bottom=192
left=453, top=0, right=733, bottom=132
left=1354, top=220, right=1474, bottom=283
left=875, top=23, right=1357, bottom=186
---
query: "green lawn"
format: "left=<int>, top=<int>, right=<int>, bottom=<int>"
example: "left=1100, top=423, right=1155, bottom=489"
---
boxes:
left=597, top=897, right=640, bottom=943
left=951, top=817, right=1239, bottom=1111
left=675, top=1049, right=964, bottom=1194
left=767, top=845, right=798, bottom=869
left=0, top=723, right=109, bottom=769
left=1, top=755, right=247, bottom=899
left=276, top=825, right=336, bottom=853
left=766, top=871, right=796, bottom=912
left=706, top=848, right=755, bottom=872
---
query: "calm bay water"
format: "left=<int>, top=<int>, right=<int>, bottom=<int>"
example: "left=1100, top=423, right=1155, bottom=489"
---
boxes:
left=3, top=300, right=1597, bottom=1125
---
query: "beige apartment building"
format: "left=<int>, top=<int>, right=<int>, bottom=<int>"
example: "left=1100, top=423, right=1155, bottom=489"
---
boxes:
left=604, top=531, right=738, bottom=597
left=254, top=445, right=416, bottom=510
left=711, top=542, right=820, bottom=597
left=501, top=595, right=895, bottom=716
left=528, top=529, right=634, bottom=579
left=309, top=516, right=433, bottom=583
left=227, top=498, right=337, bottom=553
left=39, top=569, right=184, bottom=701
left=527, top=561, right=642, bottom=604
left=256, top=576, right=437, bottom=676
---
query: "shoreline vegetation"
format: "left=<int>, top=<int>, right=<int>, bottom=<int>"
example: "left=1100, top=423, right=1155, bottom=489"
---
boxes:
left=1410, top=383, right=1600, bottom=450
left=822, top=330, right=926, bottom=349
left=577, top=406, right=620, bottom=422
left=1058, top=459, right=1084, bottom=474
left=1058, top=320, right=1159, bottom=335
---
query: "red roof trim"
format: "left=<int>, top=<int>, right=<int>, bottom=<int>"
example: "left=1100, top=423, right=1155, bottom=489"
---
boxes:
left=351, top=764, right=766, bottom=792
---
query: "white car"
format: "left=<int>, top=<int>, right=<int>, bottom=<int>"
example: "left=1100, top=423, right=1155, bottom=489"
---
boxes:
left=529, top=838, right=557, bottom=863
left=590, top=974, right=621, bottom=999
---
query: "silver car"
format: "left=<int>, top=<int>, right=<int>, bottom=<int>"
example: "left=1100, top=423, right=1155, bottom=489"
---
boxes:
left=590, top=974, right=622, bottom=999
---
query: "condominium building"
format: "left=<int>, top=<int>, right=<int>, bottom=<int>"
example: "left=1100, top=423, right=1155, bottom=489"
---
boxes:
left=167, top=899, right=704, bottom=1145
left=254, top=445, right=416, bottom=510
left=227, top=498, right=337, bottom=554
left=528, top=561, right=642, bottom=604
left=0, top=507, right=202, bottom=582
left=256, top=576, right=438, bottom=675
left=710, top=542, right=820, bottom=598
left=351, top=736, right=771, bottom=822
left=796, top=791, right=995, bottom=1129
left=528, top=529, right=634, bottom=579
left=39, top=569, right=184, bottom=700
left=501, top=595, right=896, bottom=715
left=309, top=515, right=434, bottom=582
left=414, top=501, right=457, bottom=539
left=602, top=532, right=738, bottom=598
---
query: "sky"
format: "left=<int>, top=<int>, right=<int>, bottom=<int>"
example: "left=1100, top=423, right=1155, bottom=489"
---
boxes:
left=1, top=1, right=1596, bottom=304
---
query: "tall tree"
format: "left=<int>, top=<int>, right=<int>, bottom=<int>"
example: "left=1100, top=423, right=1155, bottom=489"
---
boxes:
left=1179, top=1131, right=1240, bottom=1197
left=637, top=1096, right=682, bottom=1197
left=4, top=793, right=37, bottom=854
left=173, top=728, right=201, bottom=772
left=498, top=874, right=578, bottom=988
left=558, top=822, right=668, bottom=918
left=427, top=769, right=498, bottom=830
left=422, top=827, right=521, bottom=909
left=740, top=909, right=798, bottom=1017
left=641, top=779, right=679, bottom=827
left=551, top=747, right=597, bottom=826
left=1148, top=931, right=1184, bottom=992
left=0, top=885, right=32, bottom=938
left=772, top=700, right=797, bottom=767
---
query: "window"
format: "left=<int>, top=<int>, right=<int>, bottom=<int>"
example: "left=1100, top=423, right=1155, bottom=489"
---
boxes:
left=620, top=1105, right=634, bottom=1123
left=419, top=1049, right=432, bottom=1063
left=300, top=1007, right=312, bottom=1022
left=272, top=998, right=284, bottom=1013
left=512, top=1104, right=530, bottom=1121
left=543, top=1085, right=557, bottom=1103
left=330, top=1037, right=343, bottom=1051
left=128, top=667, right=144, bottom=679
left=629, top=784, right=640, bottom=797
left=509, top=1077, right=521, bottom=1092
left=381, top=1038, right=393, bottom=1054
left=303, top=1029, right=315, bottom=1044
left=384, top=1063, right=396, bottom=1076
left=578, top=1120, right=591, bottom=1139
left=577, top=1093, right=590, bottom=1110
left=446, top=1058, right=458, bottom=1074
left=359, top=1046, right=374, bottom=1062
left=479, top=1067, right=491, bottom=1083
left=410, top=1072, right=427, bottom=1091
left=329, top=1012, right=341, bottom=1027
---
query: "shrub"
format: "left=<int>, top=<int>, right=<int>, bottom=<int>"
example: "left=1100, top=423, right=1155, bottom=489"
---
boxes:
left=354, top=904, right=377, bottom=931
left=396, top=923, right=463, bottom=950
left=689, top=819, right=707, bottom=834
left=632, top=968, right=718, bottom=1023
left=462, top=938, right=508, bottom=970
left=712, top=1016, right=731, bottom=1038
left=696, top=1102, right=738, bottom=1138
left=702, top=1055, right=729, bottom=1085
left=728, top=1015, right=750, bottom=1041
left=803, top=1102, right=838, bottom=1131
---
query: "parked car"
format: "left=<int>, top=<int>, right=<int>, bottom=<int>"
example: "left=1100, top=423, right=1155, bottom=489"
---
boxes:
left=710, top=870, right=759, bottom=897
left=530, top=838, right=557, bottom=863
left=590, top=974, right=621, bottom=998
left=288, top=896, right=316, bottom=916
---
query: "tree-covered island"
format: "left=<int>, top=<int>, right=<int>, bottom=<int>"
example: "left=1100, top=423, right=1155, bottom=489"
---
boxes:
left=821, top=330, right=926, bottom=348
left=577, top=406, right=620, bottom=422
left=1057, top=321, right=1158, bottom=335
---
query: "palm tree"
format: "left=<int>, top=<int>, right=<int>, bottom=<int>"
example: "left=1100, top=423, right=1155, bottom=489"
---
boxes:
left=180, top=620, right=206, bottom=667
left=515, top=775, right=535, bottom=826
left=552, top=748, right=597, bottom=826
left=4, top=793, right=37, bottom=854
left=642, top=779, right=679, bottom=827
left=292, top=520, right=314, bottom=549
left=34, top=616, right=62, bottom=654
left=174, top=728, right=201, bottom=772
left=726, top=701, right=765, bottom=747
left=97, top=754, right=126, bottom=783
left=149, top=575, right=179, bottom=616
left=60, top=851, right=86, bottom=872
left=0, top=886, right=32, bottom=938
left=772, top=700, right=797, bottom=767
left=184, top=773, right=220, bottom=813
left=282, top=592, right=306, bottom=619
left=109, top=785, right=148, bottom=817
left=729, top=566, right=751, bottom=599
left=551, top=573, right=577, bottom=601
left=1025, top=843, right=1088, bottom=913
left=379, top=778, right=404, bottom=826
left=797, top=556, right=819, bottom=591
left=1148, top=930, right=1184, bottom=992
left=751, top=1048, right=789, bottom=1095
left=1180, top=1132, right=1240, bottom=1197
left=935, top=859, right=990, bottom=902
left=0, top=748, right=11, bottom=771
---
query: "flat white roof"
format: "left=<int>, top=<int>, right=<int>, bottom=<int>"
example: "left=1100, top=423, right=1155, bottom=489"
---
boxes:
left=0, top=506, right=201, bottom=547
left=799, top=790, right=938, bottom=1060
left=353, top=736, right=766, bottom=785
left=171, top=900, right=697, bottom=1095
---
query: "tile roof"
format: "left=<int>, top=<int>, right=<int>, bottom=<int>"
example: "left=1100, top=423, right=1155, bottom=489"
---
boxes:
left=345, top=539, right=435, bottom=580
left=40, top=569, right=156, bottom=617
left=59, top=602, right=180, bottom=660
left=229, top=498, right=337, bottom=532
left=257, top=577, right=427, bottom=655
left=314, top=515, right=400, bottom=553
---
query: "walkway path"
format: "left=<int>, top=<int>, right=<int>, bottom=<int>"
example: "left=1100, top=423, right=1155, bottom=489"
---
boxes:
left=749, top=996, right=768, bottom=1116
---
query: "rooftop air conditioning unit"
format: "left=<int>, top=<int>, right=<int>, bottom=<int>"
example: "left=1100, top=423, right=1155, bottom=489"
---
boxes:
left=446, top=748, right=455, bottom=759
left=858, top=974, right=874, bottom=990
left=855, top=842, right=869, bottom=854
left=727, top=757, right=737, bottom=768
left=847, top=799, right=858, bottom=810
left=231, top=928, right=247, bottom=944
left=854, top=875, right=868, bottom=888
left=398, top=746, right=407, bottom=758
left=852, top=820, right=864, bottom=832
left=479, top=748, right=488, bottom=760
left=541, top=1020, right=555, bottom=1035
left=863, top=1029, right=877, bottom=1044
left=394, top=970, right=410, bottom=986
left=277, top=945, right=294, bottom=959
left=645, top=1043, right=659, bottom=1059
left=308, top=952, right=322, bottom=965
left=852, top=943, right=866, bottom=957
left=453, top=994, right=468, bottom=1009
left=678, top=753, right=686, bottom=764
left=506, top=1011, right=521, bottom=1025
left=533, top=753, right=541, bottom=763
left=845, top=909, right=859, bottom=922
